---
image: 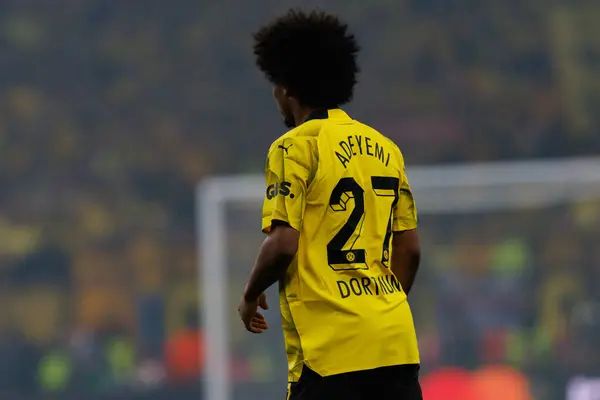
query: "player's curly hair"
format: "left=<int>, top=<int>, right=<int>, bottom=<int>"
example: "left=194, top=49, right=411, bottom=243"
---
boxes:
left=253, top=9, right=360, bottom=109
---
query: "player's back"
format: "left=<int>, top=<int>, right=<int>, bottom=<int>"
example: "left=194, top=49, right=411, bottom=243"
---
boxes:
left=272, top=109, right=419, bottom=380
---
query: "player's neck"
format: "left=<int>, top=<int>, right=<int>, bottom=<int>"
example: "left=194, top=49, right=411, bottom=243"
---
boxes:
left=293, top=106, right=328, bottom=126
left=292, top=107, right=312, bottom=126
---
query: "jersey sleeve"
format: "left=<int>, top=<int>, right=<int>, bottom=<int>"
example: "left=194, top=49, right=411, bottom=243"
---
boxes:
left=392, top=168, right=418, bottom=232
left=261, top=137, right=314, bottom=233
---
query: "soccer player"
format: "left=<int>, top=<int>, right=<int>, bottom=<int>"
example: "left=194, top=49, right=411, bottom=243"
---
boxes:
left=238, top=9, right=422, bottom=400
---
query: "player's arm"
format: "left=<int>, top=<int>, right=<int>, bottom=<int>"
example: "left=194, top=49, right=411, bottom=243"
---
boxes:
left=243, top=138, right=312, bottom=302
left=391, top=229, right=420, bottom=295
left=243, top=225, right=299, bottom=301
left=390, top=170, right=420, bottom=295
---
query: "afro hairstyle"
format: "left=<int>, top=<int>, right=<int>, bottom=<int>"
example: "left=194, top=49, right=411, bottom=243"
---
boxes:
left=253, top=9, right=360, bottom=109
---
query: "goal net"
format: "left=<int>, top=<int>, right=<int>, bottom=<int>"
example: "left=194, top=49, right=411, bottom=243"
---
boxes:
left=197, top=157, right=600, bottom=400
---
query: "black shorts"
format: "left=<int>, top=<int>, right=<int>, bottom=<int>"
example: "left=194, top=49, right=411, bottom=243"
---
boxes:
left=287, top=364, right=422, bottom=400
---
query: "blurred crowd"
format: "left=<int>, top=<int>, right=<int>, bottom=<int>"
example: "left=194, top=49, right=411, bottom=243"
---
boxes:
left=0, top=0, right=599, bottom=399
left=415, top=204, right=600, bottom=399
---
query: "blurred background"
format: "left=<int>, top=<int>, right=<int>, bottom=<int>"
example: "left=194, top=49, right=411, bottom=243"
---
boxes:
left=1, top=1, right=600, bottom=399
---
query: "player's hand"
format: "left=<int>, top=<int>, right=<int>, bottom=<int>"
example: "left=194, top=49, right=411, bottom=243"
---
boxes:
left=238, top=292, right=269, bottom=334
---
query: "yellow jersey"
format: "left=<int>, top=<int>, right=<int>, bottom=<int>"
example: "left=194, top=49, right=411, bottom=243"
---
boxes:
left=261, top=109, right=419, bottom=382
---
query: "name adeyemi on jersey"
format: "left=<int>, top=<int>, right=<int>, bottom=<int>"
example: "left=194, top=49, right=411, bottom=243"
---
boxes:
left=335, top=135, right=391, bottom=168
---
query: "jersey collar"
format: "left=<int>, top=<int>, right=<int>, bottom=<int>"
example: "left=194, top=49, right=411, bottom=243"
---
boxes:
left=305, top=108, right=352, bottom=123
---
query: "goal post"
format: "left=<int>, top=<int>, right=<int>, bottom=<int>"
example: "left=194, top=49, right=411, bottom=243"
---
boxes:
left=196, top=156, right=600, bottom=400
left=196, top=176, right=266, bottom=400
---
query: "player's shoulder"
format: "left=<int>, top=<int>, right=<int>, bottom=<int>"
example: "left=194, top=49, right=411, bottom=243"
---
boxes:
left=267, top=124, right=318, bottom=156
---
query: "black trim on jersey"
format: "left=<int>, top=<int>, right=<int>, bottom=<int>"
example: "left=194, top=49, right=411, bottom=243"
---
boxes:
left=305, top=109, right=329, bottom=122
left=271, top=219, right=291, bottom=229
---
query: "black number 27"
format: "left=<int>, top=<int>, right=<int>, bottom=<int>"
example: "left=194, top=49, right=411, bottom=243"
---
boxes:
left=327, top=176, right=399, bottom=271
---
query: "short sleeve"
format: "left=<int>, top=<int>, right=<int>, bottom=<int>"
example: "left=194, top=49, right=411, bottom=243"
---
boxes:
left=392, top=170, right=418, bottom=232
left=261, top=137, right=313, bottom=233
